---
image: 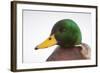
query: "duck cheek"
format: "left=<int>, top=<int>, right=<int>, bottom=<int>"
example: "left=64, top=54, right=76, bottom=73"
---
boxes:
left=57, top=41, right=65, bottom=46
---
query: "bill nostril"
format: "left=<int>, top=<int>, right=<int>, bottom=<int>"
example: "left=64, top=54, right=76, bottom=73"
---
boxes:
left=49, top=37, right=52, bottom=40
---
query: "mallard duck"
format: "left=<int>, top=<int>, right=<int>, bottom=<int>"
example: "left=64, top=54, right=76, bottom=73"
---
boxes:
left=35, top=19, right=90, bottom=61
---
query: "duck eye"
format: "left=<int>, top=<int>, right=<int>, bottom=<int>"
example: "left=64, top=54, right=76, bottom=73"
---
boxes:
left=59, top=28, right=66, bottom=32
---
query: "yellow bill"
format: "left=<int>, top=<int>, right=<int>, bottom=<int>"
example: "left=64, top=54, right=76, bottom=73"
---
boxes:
left=35, top=34, right=57, bottom=50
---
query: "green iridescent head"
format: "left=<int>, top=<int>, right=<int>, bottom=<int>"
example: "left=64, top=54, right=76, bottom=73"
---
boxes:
left=51, top=19, right=82, bottom=48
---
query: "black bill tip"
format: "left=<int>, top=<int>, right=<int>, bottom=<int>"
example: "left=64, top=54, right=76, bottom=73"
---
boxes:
left=35, top=47, right=38, bottom=50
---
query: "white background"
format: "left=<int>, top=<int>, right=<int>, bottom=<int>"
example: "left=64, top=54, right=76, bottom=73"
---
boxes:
left=0, top=0, right=99, bottom=73
left=23, top=10, right=92, bottom=63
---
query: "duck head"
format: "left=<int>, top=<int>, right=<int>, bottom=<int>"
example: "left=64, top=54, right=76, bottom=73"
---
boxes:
left=35, top=19, right=82, bottom=50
